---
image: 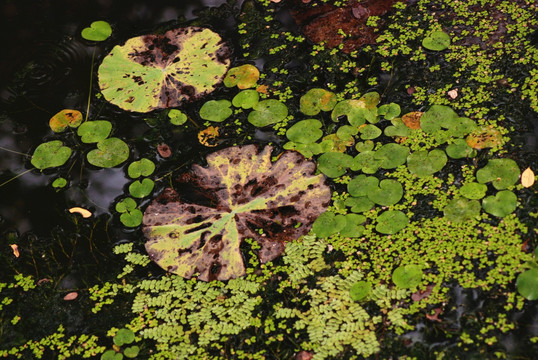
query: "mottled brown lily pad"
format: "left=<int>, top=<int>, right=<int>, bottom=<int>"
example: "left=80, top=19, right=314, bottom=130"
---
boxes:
left=142, top=145, right=331, bottom=281
left=98, top=27, right=230, bottom=113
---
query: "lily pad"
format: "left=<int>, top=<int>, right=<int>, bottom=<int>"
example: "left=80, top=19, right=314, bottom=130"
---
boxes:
left=232, top=89, right=259, bottom=109
left=114, top=328, right=135, bottom=346
left=375, top=143, right=410, bottom=169
left=129, top=178, right=155, bottom=198
left=52, top=177, right=68, bottom=189
left=128, top=158, right=155, bottom=178
left=443, top=198, right=481, bottom=222
left=378, top=103, right=401, bottom=120
left=339, top=214, right=366, bottom=238
left=352, top=151, right=383, bottom=174
left=401, top=111, right=422, bottom=130
left=87, top=138, right=129, bottom=168
left=466, top=125, right=503, bottom=149
left=460, top=182, right=488, bottom=200
left=407, top=149, right=447, bottom=177
left=368, top=179, right=404, bottom=207
left=347, top=175, right=378, bottom=197
left=101, top=350, right=122, bottom=360
left=392, top=265, right=423, bottom=289
left=448, top=117, right=478, bottom=138
left=282, top=141, right=323, bottom=158
left=359, top=124, right=382, bottom=140
left=98, top=27, right=230, bottom=112
left=200, top=100, right=232, bottom=122
left=49, top=109, right=83, bottom=132
left=300, top=88, right=337, bottom=116
left=516, top=268, right=538, bottom=301
left=355, top=141, right=374, bottom=152
left=31, top=140, right=72, bottom=170
left=317, top=152, right=353, bottom=178
left=224, top=64, right=259, bottom=89
left=142, top=145, right=331, bottom=281
left=123, top=346, right=140, bottom=358
left=476, top=158, right=520, bottom=190
left=422, top=31, right=450, bottom=51
left=77, top=120, right=113, bottom=143
left=375, top=210, right=409, bottom=234
left=286, top=119, right=323, bottom=144
left=331, top=99, right=372, bottom=127
left=349, top=280, right=372, bottom=302
left=116, top=198, right=143, bottom=227
left=420, top=105, right=459, bottom=134
left=446, top=139, right=476, bottom=159
left=482, top=190, right=517, bottom=217
left=321, top=134, right=354, bottom=152
left=312, top=212, right=346, bottom=238
left=384, top=118, right=411, bottom=137
left=168, top=109, right=188, bottom=125
left=248, top=99, right=288, bottom=127
left=344, top=196, right=374, bottom=213
left=81, top=20, right=112, bottom=42
left=336, top=125, right=359, bottom=141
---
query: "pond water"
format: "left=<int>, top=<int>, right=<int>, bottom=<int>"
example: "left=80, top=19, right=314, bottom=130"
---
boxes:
left=1, top=0, right=537, bottom=359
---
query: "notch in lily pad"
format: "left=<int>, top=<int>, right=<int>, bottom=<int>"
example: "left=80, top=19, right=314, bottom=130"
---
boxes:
left=248, top=99, right=288, bottom=127
left=224, top=64, right=260, bottom=89
left=200, top=100, right=232, bottom=122
left=82, top=21, right=112, bottom=42
left=49, top=109, right=83, bottom=133
left=31, top=140, right=72, bottom=170
left=116, top=198, right=143, bottom=227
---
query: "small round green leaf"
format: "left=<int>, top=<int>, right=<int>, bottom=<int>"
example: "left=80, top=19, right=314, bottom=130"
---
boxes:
left=476, top=159, right=520, bottom=190
left=121, top=209, right=142, bottom=227
left=516, top=268, right=538, bottom=300
left=339, top=214, right=366, bottom=238
left=352, top=151, right=383, bottom=174
left=460, top=182, right=487, bottom=200
left=168, top=109, right=188, bottom=125
left=82, top=21, right=112, bottom=42
left=344, top=196, right=374, bottom=213
left=31, top=140, right=72, bottom=170
left=443, top=198, right=481, bottom=222
left=129, top=178, right=155, bottom=198
left=317, top=152, right=353, bottom=178
left=312, top=212, right=346, bottom=238
left=100, top=350, right=122, bottom=360
left=347, top=175, right=378, bottom=197
left=392, top=265, right=423, bottom=289
left=200, top=100, right=232, bottom=122
left=77, top=120, right=113, bottom=143
left=375, top=143, right=410, bottom=169
left=114, top=328, right=135, bottom=346
left=232, top=89, right=259, bottom=109
left=248, top=99, right=288, bottom=127
left=300, top=88, right=337, bottom=116
left=123, top=346, right=140, bottom=358
left=420, top=105, right=459, bottom=134
left=378, top=103, right=401, bottom=120
left=376, top=210, right=409, bottom=234
left=116, top=198, right=137, bottom=213
left=336, top=125, right=358, bottom=141
left=407, top=149, right=447, bottom=177
left=384, top=118, right=411, bottom=137
left=446, top=139, right=476, bottom=159
left=224, top=64, right=259, bottom=89
left=87, top=138, right=129, bottom=168
left=422, top=31, right=450, bottom=51
left=286, top=119, right=323, bottom=144
left=482, top=190, right=517, bottom=217
left=52, top=177, right=68, bottom=189
left=128, top=158, right=156, bottom=178
left=350, top=281, right=372, bottom=302
left=369, top=179, right=404, bottom=207
left=359, top=124, right=381, bottom=140
left=355, top=141, right=374, bottom=153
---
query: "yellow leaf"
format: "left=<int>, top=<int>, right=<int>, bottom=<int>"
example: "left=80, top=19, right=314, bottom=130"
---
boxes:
left=198, top=126, right=220, bottom=147
left=69, top=207, right=92, bottom=218
left=10, top=244, right=19, bottom=258
left=521, top=167, right=535, bottom=188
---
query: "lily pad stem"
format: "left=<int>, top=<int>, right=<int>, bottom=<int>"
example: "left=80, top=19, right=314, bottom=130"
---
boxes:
left=85, top=48, right=96, bottom=122
left=0, top=168, right=33, bottom=187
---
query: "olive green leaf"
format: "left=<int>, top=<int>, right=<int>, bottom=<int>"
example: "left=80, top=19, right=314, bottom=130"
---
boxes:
left=283, top=141, right=323, bottom=158
left=77, top=120, right=112, bottom=143
left=446, top=139, right=476, bottom=159
left=101, top=350, right=122, bottom=360
left=516, top=268, right=538, bottom=300
left=248, top=99, right=288, bottom=127
left=49, top=109, right=83, bottom=133
left=123, top=346, right=140, bottom=358
left=420, top=105, right=459, bottom=134
left=129, top=178, right=155, bottom=198
left=168, top=109, right=188, bottom=125
left=286, top=119, right=323, bottom=144
left=312, top=212, right=346, bottom=238
left=331, top=100, right=367, bottom=127
left=351, top=151, right=383, bottom=174
left=375, top=210, right=409, bottom=234
left=447, top=117, right=478, bottom=138
left=359, top=124, right=382, bottom=140
left=392, top=265, right=423, bottom=289
left=81, top=20, right=112, bottom=42
left=349, top=280, right=372, bottom=302
left=369, top=179, right=404, bottom=207
left=232, top=89, right=259, bottom=109
left=355, top=141, right=374, bottom=152
left=114, top=328, right=135, bottom=346
left=98, top=27, right=230, bottom=112
left=443, top=198, right=481, bottom=222
left=224, top=64, right=259, bottom=89
left=300, top=88, right=337, bottom=116
left=336, top=125, right=359, bottom=141
left=87, top=138, right=129, bottom=168
left=422, top=31, right=450, bottom=51
left=128, top=158, right=155, bottom=178
left=317, top=152, right=353, bottom=178
left=31, top=140, right=72, bottom=170
left=359, top=92, right=380, bottom=109
left=116, top=198, right=142, bottom=227
left=476, top=158, right=520, bottom=190
left=52, top=177, right=68, bottom=189
left=142, top=145, right=331, bottom=281
left=339, top=213, right=366, bottom=238
left=200, top=100, right=232, bottom=122
left=460, top=182, right=488, bottom=200
left=407, top=149, right=447, bottom=177
left=375, top=143, right=410, bottom=169
left=378, top=103, right=401, bottom=120
left=384, top=118, right=411, bottom=137
left=482, top=190, right=517, bottom=217
left=344, top=196, right=374, bottom=213
left=348, top=175, right=378, bottom=197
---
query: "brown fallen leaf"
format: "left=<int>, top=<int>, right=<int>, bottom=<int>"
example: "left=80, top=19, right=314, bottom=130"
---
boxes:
left=157, top=143, right=172, bottom=158
left=9, top=244, right=19, bottom=257
left=521, top=167, right=535, bottom=188
left=402, top=111, right=422, bottom=129
left=198, top=126, right=220, bottom=147
left=411, top=284, right=433, bottom=301
left=426, top=307, right=442, bottom=322
left=63, top=292, right=78, bottom=301
left=69, top=207, right=92, bottom=218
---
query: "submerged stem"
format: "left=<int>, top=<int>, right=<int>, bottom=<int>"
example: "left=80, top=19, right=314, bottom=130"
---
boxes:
left=85, top=48, right=96, bottom=122
left=0, top=168, right=33, bottom=187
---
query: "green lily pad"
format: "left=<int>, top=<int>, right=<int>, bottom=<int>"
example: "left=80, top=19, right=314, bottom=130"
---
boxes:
left=351, top=151, right=383, bottom=174
left=49, top=109, right=83, bottom=132
left=359, top=92, right=380, bottom=109
left=331, top=100, right=374, bottom=127
left=31, top=140, right=72, bottom=170
left=443, top=198, right=481, bottom=222
left=375, top=210, right=409, bottom=234
left=98, top=27, right=230, bottom=112
left=384, top=118, right=411, bottom=137
left=116, top=197, right=137, bottom=213
left=392, top=265, right=423, bottom=289
left=336, top=125, right=359, bottom=141
left=344, top=196, right=374, bottom=213
left=339, top=214, right=366, bottom=238
left=460, top=182, right=488, bottom=200
left=321, top=134, right=355, bottom=152
left=378, top=103, right=401, bottom=120
left=355, top=141, right=374, bottom=152
left=123, top=346, right=140, bottom=358
left=101, top=350, right=122, bottom=360
left=448, top=117, right=478, bottom=138
left=312, top=212, right=347, bottom=238
left=200, top=100, right=232, bottom=122
left=248, top=99, right=288, bottom=127
left=87, top=138, right=129, bottom=168
left=52, top=177, right=67, bottom=189
left=420, top=105, right=459, bottom=134
left=516, top=268, right=538, bottom=300
left=116, top=198, right=143, bottom=228
left=283, top=141, right=323, bottom=158
left=168, top=109, right=188, bottom=125
left=81, top=20, right=112, bottom=42
left=369, top=179, right=404, bottom=207
left=232, top=89, right=259, bottom=109
left=375, top=143, right=410, bottom=169
left=142, top=145, right=331, bottom=281
left=349, top=280, right=372, bottom=302
left=128, top=158, right=155, bottom=178
left=114, top=328, right=135, bottom=346
left=129, top=178, right=155, bottom=198
left=466, top=125, right=503, bottom=149
left=476, top=158, right=520, bottom=190
left=359, top=124, right=382, bottom=140
left=446, top=139, right=476, bottom=159
left=286, top=119, right=323, bottom=144
left=77, top=120, right=113, bottom=143
left=482, top=190, right=517, bottom=217
left=422, top=31, right=450, bottom=51
left=407, top=149, right=447, bottom=177
left=317, top=152, right=353, bottom=178
left=300, top=88, right=337, bottom=116
left=224, top=64, right=259, bottom=89
left=347, top=175, right=378, bottom=197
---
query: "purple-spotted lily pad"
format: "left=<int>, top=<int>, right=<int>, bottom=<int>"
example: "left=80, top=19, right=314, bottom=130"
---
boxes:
left=98, top=27, right=230, bottom=113
left=142, top=145, right=331, bottom=281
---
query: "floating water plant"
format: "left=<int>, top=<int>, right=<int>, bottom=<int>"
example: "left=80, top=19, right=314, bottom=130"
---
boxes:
left=77, top=120, right=113, bottom=143
left=516, top=268, right=538, bottom=301
left=247, top=99, right=288, bottom=127
left=223, top=64, right=260, bottom=89
left=443, top=198, right=481, bottom=222
left=49, top=109, right=83, bottom=133
left=406, top=149, right=447, bottom=177
left=422, top=30, right=450, bottom=51
left=199, top=99, right=232, bottom=122
left=31, top=141, right=72, bottom=170
left=476, top=159, right=520, bottom=190
left=142, top=145, right=331, bottom=281
left=168, top=109, right=188, bottom=126
left=98, top=27, right=230, bottom=112
left=481, top=190, right=517, bottom=217
left=81, top=20, right=112, bottom=42
left=392, top=265, right=423, bottom=289
left=300, top=88, right=337, bottom=116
